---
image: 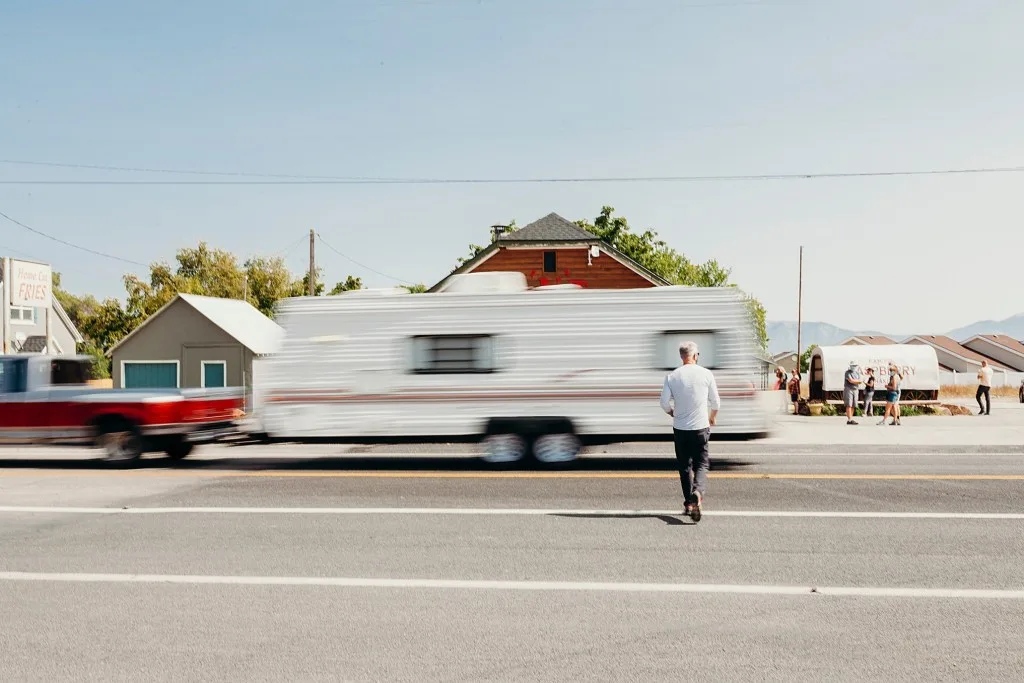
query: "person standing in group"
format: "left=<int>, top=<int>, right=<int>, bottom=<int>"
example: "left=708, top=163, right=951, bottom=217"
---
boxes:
left=843, top=362, right=863, bottom=425
left=660, top=341, right=720, bottom=522
left=788, top=371, right=801, bottom=415
left=976, top=360, right=993, bottom=416
left=878, top=363, right=904, bottom=426
left=862, top=368, right=876, bottom=419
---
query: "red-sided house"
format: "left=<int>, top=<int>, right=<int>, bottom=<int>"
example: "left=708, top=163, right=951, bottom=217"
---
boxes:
left=428, top=213, right=671, bottom=292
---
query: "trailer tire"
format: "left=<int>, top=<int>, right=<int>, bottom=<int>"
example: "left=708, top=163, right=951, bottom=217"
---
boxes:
left=96, top=418, right=144, bottom=466
left=532, top=432, right=582, bottom=464
left=480, top=433, right=528, bottom=464
left=164, top=436, right=195, bottom=461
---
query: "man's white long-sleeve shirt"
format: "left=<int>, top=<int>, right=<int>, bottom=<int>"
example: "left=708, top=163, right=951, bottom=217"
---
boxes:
left=660, top=363, right=721, bottom=431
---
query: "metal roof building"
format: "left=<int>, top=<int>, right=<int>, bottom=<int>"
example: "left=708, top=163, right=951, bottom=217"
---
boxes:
left=107, top=293, right=283, bottom=392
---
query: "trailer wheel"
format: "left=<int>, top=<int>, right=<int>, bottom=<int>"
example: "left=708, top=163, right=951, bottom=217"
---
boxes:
left=481, top=433, right=527, bottom=464
left=96, top=419, right=144, bottom=465
left=532, top=433, right=582, bottom=464
left=164, top=436, right=195, bottom=461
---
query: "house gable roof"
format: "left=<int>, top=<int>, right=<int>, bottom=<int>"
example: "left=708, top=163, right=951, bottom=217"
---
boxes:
left=106, top=294, right=284, bottom=357
left=842, top=335, right=895, bottom=345
left=429, top=212, right=672, bottom=292
left=903, top=335, right=1011, bottom=370
left=52, top=298, right=84, bottom=344
left=497, top=213, right=598, bottom=242
left=962, top=334, right=1024, bottom=359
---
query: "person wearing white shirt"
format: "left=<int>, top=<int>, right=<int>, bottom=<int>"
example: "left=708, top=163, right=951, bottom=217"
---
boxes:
left=660, top=340, right=721, bottom=522
left=976, top=360, right=994, bottom=416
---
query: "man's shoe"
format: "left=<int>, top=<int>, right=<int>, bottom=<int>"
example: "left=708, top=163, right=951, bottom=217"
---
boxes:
left=689, top=492, right=703, bottom=523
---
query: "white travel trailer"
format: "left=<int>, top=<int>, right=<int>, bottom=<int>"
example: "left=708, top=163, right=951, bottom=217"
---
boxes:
left=809, top=344, right=940, bottom=404
left=252, top=273, right=770, bottom=463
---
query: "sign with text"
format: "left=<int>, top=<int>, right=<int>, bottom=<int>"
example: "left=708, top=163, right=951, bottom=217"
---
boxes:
left=9, top=259, right=52, bottom=308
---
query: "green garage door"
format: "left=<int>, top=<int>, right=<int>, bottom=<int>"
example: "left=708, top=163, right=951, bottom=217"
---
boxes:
left=123, top=362, right=178, bottom=388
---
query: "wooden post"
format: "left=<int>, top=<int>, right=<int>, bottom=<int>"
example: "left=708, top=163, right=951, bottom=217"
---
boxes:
left=796, top=246, right=803, bottom=375
left=308, top=229, right=316, bottom=296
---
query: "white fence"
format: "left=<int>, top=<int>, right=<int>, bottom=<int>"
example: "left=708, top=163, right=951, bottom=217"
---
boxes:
left=940, top=370, right=1024, bottom=388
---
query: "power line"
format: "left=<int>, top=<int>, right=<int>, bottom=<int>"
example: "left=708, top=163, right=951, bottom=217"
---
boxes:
left=0, top=210, right=149, bottom=268
left=2, top=165, right=1023, bottom=186
left=0, top=158, right=403, bottom=182
left=315, top=232, right=413, bottom=285
left=277, top=233, right=311, bottom=258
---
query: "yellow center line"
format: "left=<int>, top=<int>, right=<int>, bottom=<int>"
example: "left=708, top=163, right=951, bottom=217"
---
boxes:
left=1, top=469, right=1024, bottom=480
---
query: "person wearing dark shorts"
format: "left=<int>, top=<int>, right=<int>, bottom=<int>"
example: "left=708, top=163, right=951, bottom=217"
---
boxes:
left=788, top=372, right=801, bottom=415
left=661, top=340, right=721, bottom=522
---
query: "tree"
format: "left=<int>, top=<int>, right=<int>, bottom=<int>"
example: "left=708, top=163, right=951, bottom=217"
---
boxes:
left=799, top=344, right=817, bottom=374
left=402, top=283, right=428, bottom=293
left=52, top=272, right=128, bottom=378
left=330, top=276, right=363, bottom=294
left=457, top=220, right=517, bottom=265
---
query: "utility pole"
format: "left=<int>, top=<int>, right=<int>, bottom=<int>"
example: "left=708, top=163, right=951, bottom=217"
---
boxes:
left=308, top=229, right=316, bottom=296
left=1, top=257, right=9, bottom=354
left=796, top=246, right=804, bottom=374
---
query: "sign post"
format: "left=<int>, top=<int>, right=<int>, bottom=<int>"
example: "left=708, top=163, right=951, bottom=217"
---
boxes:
left=1, top=257, right=9, bottom=354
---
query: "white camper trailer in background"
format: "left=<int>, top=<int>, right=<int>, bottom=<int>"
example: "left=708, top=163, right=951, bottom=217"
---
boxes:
left=809, top=344, right=940, bottom=404
left=252, top=272, right=770, bottom=464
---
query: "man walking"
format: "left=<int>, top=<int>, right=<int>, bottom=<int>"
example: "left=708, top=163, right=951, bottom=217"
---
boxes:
left=977, top=360, right=993, bottom=415
left=660, top=341, right=720, bottom=522
left=844, top=361, right=863, bottom=425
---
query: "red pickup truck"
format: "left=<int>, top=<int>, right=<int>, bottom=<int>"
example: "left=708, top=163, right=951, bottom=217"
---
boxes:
left=0, top=354, right=243, bottom=464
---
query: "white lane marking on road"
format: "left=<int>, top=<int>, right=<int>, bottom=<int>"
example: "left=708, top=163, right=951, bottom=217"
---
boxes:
left=0, top=571, right=1022, bottom=600
left=1, top=506, right=1023, bottom=519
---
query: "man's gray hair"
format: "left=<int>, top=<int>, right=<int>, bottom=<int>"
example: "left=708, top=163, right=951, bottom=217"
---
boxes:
left=679, top=341, right=699, bottom=360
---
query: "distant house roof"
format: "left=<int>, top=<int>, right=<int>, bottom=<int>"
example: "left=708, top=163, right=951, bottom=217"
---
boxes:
left=106, top=293, right=284, bottom=357
left=841, top=335, right=895, bottom=346
left=963, top=334, right=1024, bottom=356
left=497, top=213, right=599, bottom=242
left=429, top=212, right=672, bottom=292
left=903, top=335, right=1011, bottom=370
left=16, top=335, right=48, bottom=353
left=53, top=298, right=84, bottom=344
left=771, top=351, right=796, bottom=361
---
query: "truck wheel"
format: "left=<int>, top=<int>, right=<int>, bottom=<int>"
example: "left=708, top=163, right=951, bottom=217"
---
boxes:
left=481, top=433, right=527, bottom=464
left=97, top=421, right=143, bottom=465
left=164, top=437, right=195, bottom=461
left=532, top=433, right=581, bottom=464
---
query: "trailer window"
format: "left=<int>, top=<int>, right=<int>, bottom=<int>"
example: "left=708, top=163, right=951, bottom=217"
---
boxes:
left=411, top=335, right=495, bottom=374
left=51, top=359, right=89, bottom=386
left=659, top=331, right=718, bottom=370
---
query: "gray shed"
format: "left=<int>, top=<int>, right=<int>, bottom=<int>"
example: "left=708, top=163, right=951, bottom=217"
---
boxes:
left=108, top=294, right=283, bottom=396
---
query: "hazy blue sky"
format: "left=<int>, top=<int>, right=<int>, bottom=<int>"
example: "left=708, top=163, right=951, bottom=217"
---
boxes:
left=2, top=0, right=1021, bottom=333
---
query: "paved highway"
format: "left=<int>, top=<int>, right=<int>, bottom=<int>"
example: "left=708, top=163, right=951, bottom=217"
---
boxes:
left=2, top=442, right=1023, bottom=681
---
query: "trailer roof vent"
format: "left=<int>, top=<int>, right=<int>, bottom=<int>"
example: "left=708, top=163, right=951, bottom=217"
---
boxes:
left=440, top=272, right=528, bottom=294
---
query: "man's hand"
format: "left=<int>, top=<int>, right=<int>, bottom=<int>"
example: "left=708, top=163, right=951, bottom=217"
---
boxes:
left=709, top=410, right=718, bottom=427
left=667, top=409, right=674, bottom=417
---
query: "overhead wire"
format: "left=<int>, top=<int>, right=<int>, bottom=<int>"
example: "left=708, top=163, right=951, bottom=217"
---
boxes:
left=1, top=165, right=1023, bottom=186
left=0, top=210, right=149, bottom=268
left=315, top=232, right=413, bottom=285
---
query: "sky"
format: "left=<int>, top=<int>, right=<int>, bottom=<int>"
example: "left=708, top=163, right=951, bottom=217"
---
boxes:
left=1, top=0, right=1022, bottom=334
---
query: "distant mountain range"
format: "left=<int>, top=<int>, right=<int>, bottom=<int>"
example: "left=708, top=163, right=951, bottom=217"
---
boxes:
left=767, top=313, right=1024, bottom=355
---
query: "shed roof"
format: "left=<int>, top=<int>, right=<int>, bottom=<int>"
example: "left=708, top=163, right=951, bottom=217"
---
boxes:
left=843, top=335, right=895, bottom=345
left=107, top=294, right=284, bottom=357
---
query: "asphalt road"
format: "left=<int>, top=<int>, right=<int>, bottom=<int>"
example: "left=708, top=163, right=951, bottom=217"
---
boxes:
left=2, top=442, right=1023, bottom=682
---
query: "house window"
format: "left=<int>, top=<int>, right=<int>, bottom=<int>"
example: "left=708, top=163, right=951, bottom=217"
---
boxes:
left=543, top=251, right=556, bottom=273
left=411, top=335, right=495, bottom=374
left=201, top=361, right=227, bottom=388
left=658, top=331, right=719, bottom=370
left=10, top=306, right=34, bottom=325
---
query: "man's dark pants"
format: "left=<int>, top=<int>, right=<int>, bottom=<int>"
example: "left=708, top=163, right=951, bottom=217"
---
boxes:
left=673, top=427, right=711, bottom=502
left=977, top=385, right=991, bottom=415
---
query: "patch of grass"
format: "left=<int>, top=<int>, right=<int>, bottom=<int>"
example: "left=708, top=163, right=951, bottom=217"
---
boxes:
left=939, top=384, right=1020, bottom=399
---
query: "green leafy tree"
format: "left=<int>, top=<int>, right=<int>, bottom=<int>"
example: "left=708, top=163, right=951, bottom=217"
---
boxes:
left=799, top=344, right=817, bottom=374
left=402, top=283, right=428, bottom=293
left=52, top=272, right=128, bottom=378
left=330, top=276, right=364, bottom=294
